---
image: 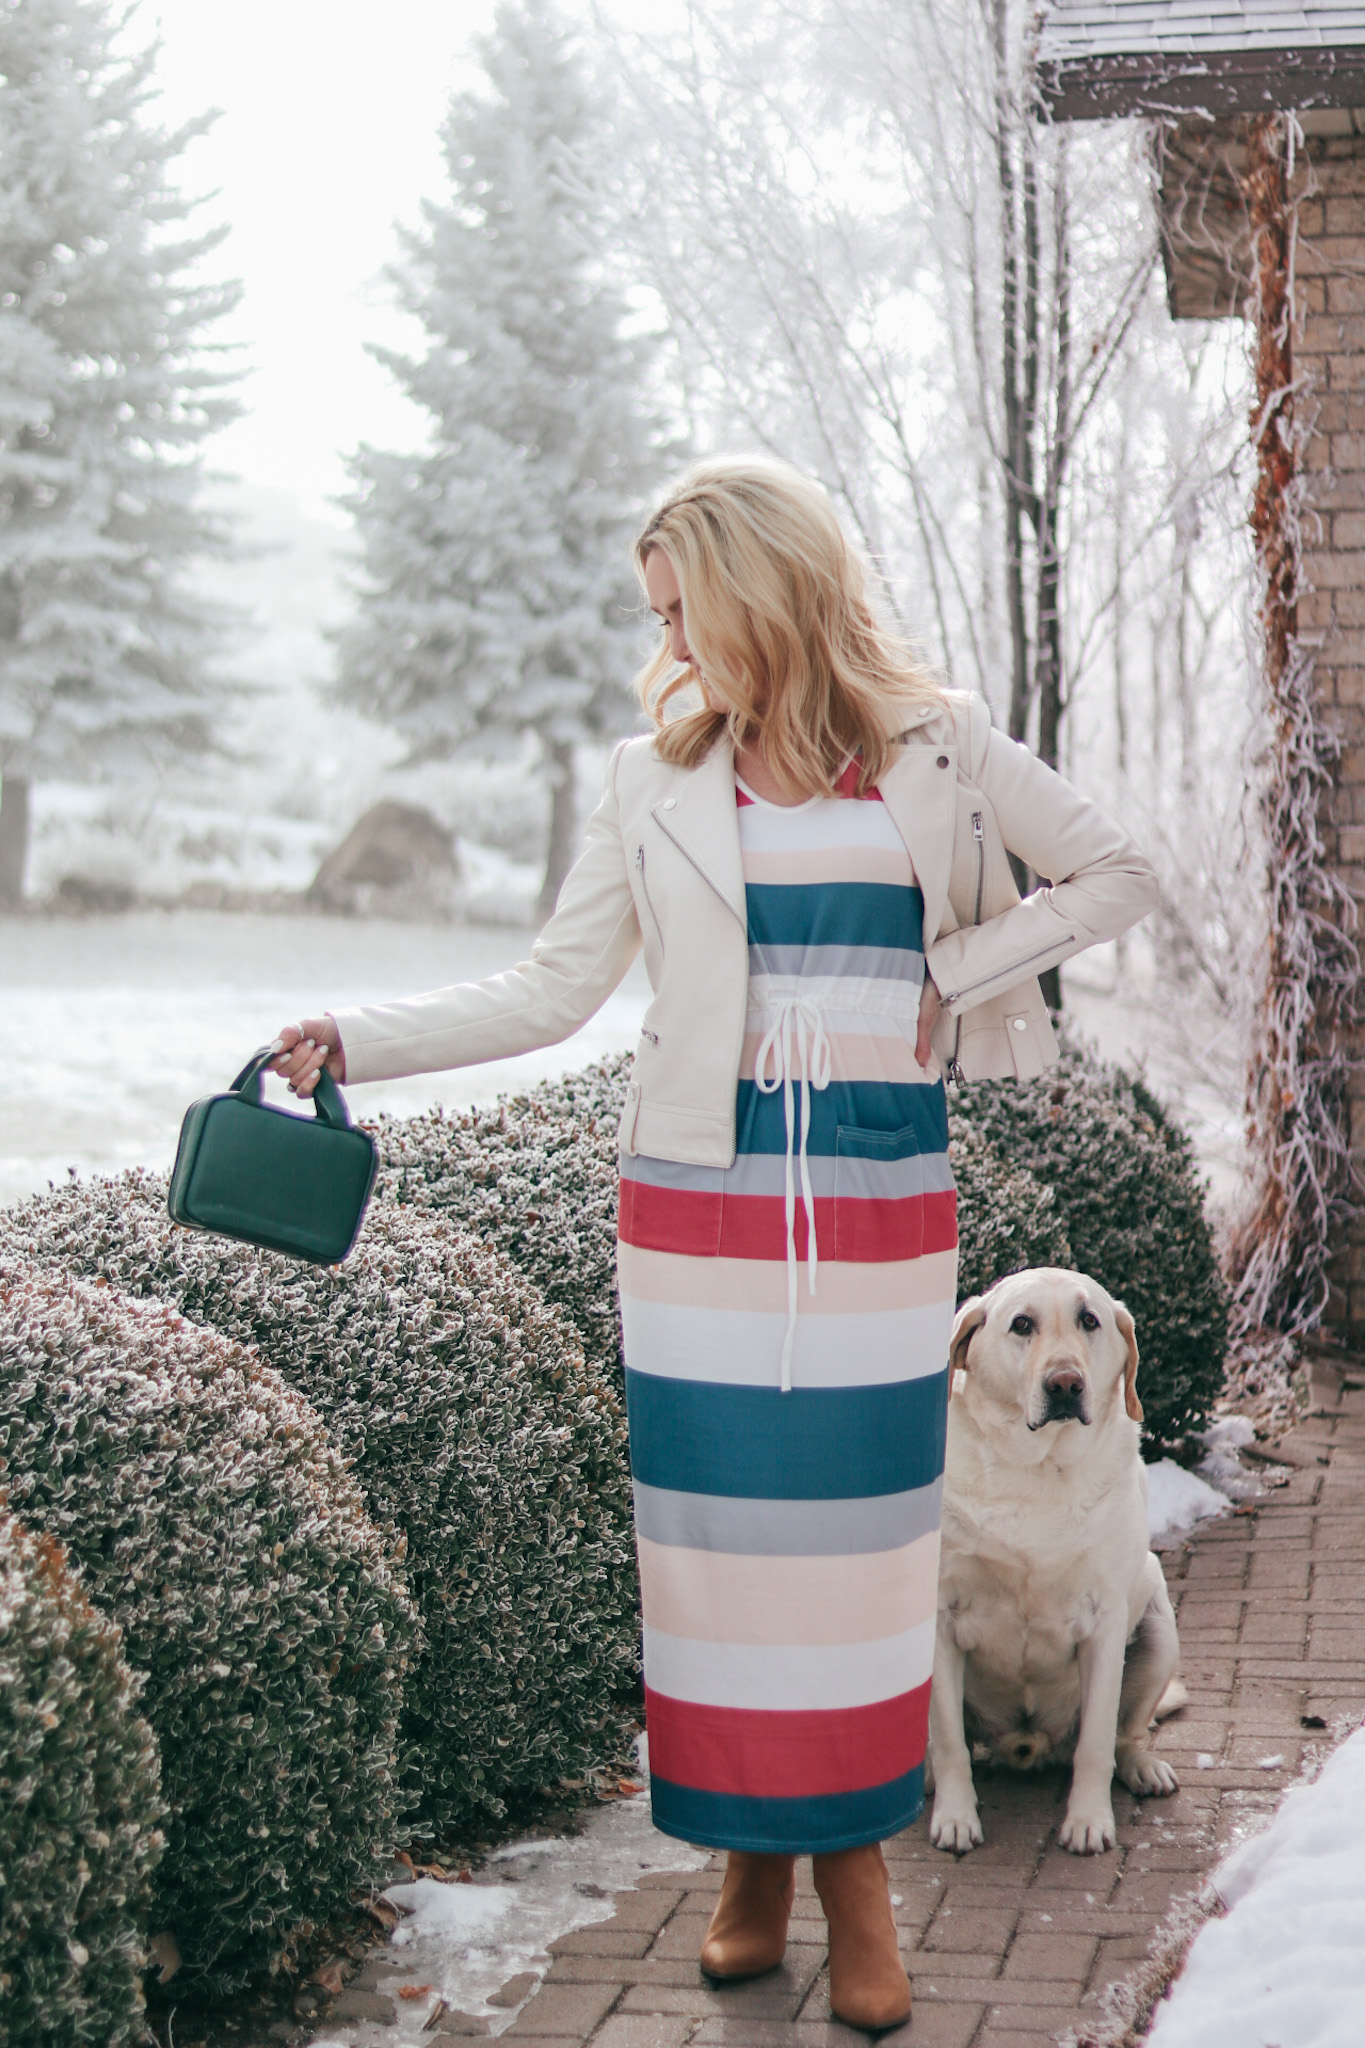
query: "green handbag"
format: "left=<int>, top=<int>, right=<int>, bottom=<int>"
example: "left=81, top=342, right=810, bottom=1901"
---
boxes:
left=168, top=1047, right=379, bottom=1264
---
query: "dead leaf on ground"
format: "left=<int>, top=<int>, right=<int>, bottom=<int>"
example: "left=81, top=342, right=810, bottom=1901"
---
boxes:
left=147, top=1931, right=180, bottom=1984
left=398, top=1984, right=434, bottom=2000
left=363, top=1896, right=401, bottom=1931
left=309, top=1959, right=347, bottom=1995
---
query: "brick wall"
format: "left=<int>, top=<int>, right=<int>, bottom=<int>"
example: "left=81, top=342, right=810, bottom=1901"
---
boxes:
left=1293, top=110, right=1365, bottom=1335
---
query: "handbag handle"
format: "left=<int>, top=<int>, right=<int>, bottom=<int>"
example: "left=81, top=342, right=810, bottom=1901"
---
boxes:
left=228, top=1047, right=354, bottom=1130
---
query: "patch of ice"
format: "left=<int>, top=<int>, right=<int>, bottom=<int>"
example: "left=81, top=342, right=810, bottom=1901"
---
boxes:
left=1146, top=1458, right=1231, bottom=1542
left=1195, top=1414, right=1266, bottom=1502
left=1196, top=1753, right=1216, bottom=1769
left=309, top=1777, right=707, bottom=2045
left=1146, top=1724, right=1365, bottom=2048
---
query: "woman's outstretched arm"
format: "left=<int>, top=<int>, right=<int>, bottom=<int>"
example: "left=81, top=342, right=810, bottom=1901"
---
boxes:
left=274, top=742, right=642, bottom=1098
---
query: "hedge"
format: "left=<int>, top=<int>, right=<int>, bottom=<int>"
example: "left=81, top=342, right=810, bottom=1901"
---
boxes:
left=374, top=1053, right=627, bottom=1384
left=0, top=1511, right=164, bottom=2048
left=0, top=1187, right=639, bottom=1843
left=949, top=1121, right=1074, bottom=1304
left=0, top=1268, right=415, bottom=1996
left=952, top=1041, right=1229, bottom=1448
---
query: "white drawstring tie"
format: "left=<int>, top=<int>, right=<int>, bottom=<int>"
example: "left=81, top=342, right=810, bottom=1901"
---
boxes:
left=754, top=994, right=832, bottom=1392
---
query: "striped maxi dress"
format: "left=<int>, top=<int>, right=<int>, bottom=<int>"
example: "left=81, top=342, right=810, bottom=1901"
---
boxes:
left=617, top=761, right=957, bottom=1855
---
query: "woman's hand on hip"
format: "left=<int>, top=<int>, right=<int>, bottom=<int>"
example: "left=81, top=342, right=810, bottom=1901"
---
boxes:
left=915, top=973, right=943, bottom=1072
left=272, top=1016, right=345, bottom=1097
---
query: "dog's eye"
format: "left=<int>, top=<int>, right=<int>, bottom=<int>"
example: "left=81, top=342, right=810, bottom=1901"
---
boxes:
left=1078, top=1309, right=1100, bottom=1332
left=1009, top=1314, right=1033, bottom=1337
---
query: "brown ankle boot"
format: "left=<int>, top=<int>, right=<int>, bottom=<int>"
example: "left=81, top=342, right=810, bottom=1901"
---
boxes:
left=812, top=1843, right=910, bottom=2032
left=698, top=1850, right=797, bottom=1981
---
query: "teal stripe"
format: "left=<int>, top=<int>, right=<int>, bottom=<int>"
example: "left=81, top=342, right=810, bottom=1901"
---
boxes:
left=651, top=1767, right=925, bottom=1854
left=625, top=1368, right=949, bottom=1499
left=746, top=880, right=925, bottom=951
left=735, top=1078, right=949, bottom=1157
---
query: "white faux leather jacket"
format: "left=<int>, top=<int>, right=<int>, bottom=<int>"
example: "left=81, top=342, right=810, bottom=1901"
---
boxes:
left=331, top=691, right=1159, bottom=1169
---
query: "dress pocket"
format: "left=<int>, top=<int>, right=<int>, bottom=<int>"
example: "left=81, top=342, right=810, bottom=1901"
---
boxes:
left=618, top=1159, right=725, bottom=1258
left=834, top=1123, right=925, bottom=1263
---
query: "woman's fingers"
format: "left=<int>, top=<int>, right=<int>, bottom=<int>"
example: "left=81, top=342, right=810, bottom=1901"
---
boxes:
left=916, top=975, right=942, bottom=1071
left=271, top=1016, right=343, bottom=1096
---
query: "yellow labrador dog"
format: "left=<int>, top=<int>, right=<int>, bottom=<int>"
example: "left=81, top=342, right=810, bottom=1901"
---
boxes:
left=928, top=1268, right=1184, bottom=1856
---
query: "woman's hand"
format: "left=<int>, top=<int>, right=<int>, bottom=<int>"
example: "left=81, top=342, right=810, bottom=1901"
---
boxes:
left=915, top=972, right=943, bottom=1072
left=271, top=1016, right=345, bottom=1098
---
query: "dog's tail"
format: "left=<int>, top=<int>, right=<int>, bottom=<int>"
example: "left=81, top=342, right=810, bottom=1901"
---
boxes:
left=1153, top=1676, right=1188, bottom=1721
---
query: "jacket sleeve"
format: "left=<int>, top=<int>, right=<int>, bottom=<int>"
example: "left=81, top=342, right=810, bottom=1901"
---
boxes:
left=923, top=718, right=1159, bottom=1018
left=329, top=743, right=643, bottom=1084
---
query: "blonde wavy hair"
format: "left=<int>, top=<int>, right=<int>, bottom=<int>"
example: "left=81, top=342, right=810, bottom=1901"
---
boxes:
left=634, top=458, right=943, bottom=795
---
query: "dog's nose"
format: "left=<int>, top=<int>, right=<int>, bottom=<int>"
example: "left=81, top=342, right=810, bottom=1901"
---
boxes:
left=1032, top=1360, right=1090, bottom=1428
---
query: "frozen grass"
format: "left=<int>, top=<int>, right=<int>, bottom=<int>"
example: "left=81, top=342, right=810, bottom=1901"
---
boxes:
left=0, top=910, right=650, bottom=1207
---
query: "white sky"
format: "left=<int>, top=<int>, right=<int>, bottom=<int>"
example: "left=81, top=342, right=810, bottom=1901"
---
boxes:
left=149, top=0, right=647, bottom=523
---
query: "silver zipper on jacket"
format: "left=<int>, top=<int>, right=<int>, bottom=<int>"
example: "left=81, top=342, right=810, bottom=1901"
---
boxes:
left=635, top=845, right=664, bottom=1047
left=635, top=844, right=666, bottom=964
left=941, top=936, right=1077, bottom=1011
left=946, top=812, right=986, bottom=1089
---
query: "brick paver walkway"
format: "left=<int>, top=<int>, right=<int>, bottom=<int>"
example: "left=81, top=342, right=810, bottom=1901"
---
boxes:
left=322, top=1375, right=1365, bottom=2047
left=465, top=1376, right=1365, bottom=2048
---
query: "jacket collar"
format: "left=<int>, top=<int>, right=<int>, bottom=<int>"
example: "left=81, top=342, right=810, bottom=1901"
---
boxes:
left=650, top=733, right=748, bottom=928
left=877, top=731, right=956, bottom=944
left=648, top=696, right=957, bottom=940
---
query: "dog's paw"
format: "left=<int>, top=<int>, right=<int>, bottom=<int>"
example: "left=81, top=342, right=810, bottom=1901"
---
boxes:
left=1058, top=1805, right=1116, bottom=1855
left=1116, top=1749, right=1179, bottom=1797
left=930, top=1800, right=984, bottom=1853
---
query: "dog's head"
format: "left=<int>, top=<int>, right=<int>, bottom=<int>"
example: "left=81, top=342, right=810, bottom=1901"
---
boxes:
left=948, top=1267, right=1141, bottom=1444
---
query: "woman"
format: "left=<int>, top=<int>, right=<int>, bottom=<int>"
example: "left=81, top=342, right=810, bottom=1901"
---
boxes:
left=275, top=459, right=1157, bottom=2033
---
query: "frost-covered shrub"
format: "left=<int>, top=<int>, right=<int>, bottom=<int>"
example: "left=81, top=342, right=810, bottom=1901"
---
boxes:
left=949, top=1122, right=1074, bottom=1305
left=0, top=1513, right=163, bottom=2048
left=375, top=1052, right=629, bottom=1384
left=0, top=1269, right=415, bottom=1995
left=0, top=1187, right=638, bottom=1841
left=951, top=1043, right=1229, bottom=1449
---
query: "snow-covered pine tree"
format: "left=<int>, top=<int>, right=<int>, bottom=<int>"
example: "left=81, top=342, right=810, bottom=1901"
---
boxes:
left=338, top=0, right=665, bottom=921
left=0, top=0, right=240, bottom=905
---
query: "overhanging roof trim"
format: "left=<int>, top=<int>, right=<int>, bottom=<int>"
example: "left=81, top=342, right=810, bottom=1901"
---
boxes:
left=1040, top=3, right=1365, bottom=63
left=1038, top=3, right=1365, bottom=116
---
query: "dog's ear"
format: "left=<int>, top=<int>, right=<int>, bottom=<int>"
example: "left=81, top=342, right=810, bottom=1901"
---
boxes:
left=949, top=1298, right=987, bottom=1392
left=1114, top=1302, right=1143, bottom=1422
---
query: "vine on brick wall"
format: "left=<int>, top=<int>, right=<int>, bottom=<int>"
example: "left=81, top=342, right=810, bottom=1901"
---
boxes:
left=1228, top=112, right=1363, bottom=1338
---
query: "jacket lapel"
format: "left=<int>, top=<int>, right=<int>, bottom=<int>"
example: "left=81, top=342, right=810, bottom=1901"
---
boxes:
left=879, top=731, right=956, bottom=944
left=651, top=735, right=748, bottom=930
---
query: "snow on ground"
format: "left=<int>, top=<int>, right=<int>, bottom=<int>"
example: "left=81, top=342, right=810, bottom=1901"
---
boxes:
left=1145, top=1723, right=1365, bottom=2048
left=0, top=910, right=650, bottom=1208
left=306, top=1763, right=707, bottom=2045
left=1145, top=1459, right=1232, bottom=1544
left=1197, top=1414, right=1266, bottom=1502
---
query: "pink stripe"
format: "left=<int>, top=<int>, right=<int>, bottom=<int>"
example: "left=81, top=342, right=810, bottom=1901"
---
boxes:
left=740, top=846, right=913, bottom=887
left=739, top=1026, right=935, bottom=1083
left=619, top=1181, right=958, bottom=1261
left=615, top=1242, right=959, bottom=1311
left=645, top=1683, right=928, bottom=1798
